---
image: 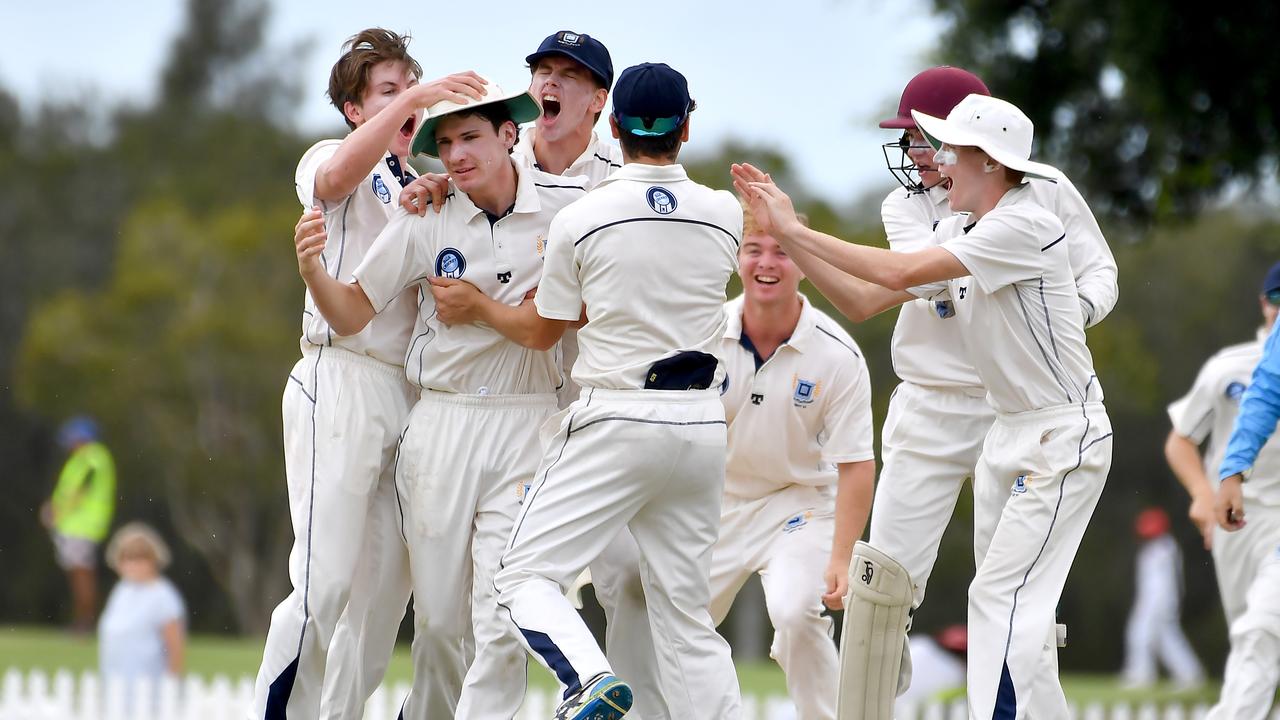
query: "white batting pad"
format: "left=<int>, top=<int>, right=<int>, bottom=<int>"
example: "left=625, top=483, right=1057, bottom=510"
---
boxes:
left=836, top=541, right=914, bottom=720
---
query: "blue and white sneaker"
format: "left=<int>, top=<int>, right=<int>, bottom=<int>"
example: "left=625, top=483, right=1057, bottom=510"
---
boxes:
left=553, top=672, right=633, bottom=720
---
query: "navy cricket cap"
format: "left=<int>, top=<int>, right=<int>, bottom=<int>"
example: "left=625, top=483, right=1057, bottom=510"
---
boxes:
left=611, top=63, right=691, bottom=137
left=1262, top=261, right=1280, bottom=294
left=527, top=31, right=614, bottom=89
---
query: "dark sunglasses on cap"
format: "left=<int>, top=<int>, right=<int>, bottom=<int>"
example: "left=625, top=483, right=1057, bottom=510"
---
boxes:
left=1266, top=289, right=1280, bottom=306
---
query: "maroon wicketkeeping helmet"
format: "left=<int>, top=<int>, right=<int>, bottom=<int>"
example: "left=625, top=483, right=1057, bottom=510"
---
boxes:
left=881, top=66, right=991, bottom=193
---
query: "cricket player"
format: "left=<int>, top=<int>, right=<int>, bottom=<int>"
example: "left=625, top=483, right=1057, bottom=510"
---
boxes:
left=295, top=77, right=588, bottom=720
left=1121, top=508, right=1204, bottom=689
left=734, top=92, right=1114, bottom=719
left=711, top=210, right=877, bottom=720
left=422, top=31, right=678, bottom=719
left=251, top=28, right=485, bottom=720
left=1166, top=261, right=1280, bottom=618
left=785, top=66, right=1116, bottom=713
left=449, top=62, right=743, bottom=720
left=1202, top=279, right=1280, bottom=720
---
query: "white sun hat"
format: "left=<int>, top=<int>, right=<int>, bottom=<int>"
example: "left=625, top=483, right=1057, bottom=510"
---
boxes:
left=410, top=75, right=541, bottom=158
left=911, top=94, right=1061, bottom=180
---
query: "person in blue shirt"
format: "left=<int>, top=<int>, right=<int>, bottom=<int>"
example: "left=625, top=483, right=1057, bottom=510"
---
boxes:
left=1210, top=306, right=1280, bottom=720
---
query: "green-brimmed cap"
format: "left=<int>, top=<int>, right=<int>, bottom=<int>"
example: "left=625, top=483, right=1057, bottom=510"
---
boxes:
left=410, top=76, right=541, bottom=158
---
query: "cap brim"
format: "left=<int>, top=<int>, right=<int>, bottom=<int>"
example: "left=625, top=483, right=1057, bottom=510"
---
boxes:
left=411, top=91, right=542, bottom=158
left=911, top=109, right=1061, bottom=181
left=878, top=115, right=916, bottom=130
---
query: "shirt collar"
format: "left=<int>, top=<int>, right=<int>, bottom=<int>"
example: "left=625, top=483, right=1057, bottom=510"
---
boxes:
left=517, top=127, right=605, bottom=175
left=722, top=293, right=820, bottom=353
left=596, top=162, right=688, bottom=189
left=451, top=158, right=542, bottom=221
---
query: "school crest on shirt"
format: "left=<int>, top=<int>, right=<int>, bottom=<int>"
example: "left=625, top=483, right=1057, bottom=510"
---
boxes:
left=435, top=247, right=467, bottom=279
left=372, top=173, right=392, bottom=204
left=792, top=376, right=820, bottom=407
left=1225, top=381, right=1247, bottom=401
left=646, top=186, right=677, bottom=215
left=1012, top=474, right=1029, bottom=494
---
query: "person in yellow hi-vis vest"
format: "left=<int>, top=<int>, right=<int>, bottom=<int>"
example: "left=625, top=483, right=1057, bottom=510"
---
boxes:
left=40, top=416, right=116, bottom=633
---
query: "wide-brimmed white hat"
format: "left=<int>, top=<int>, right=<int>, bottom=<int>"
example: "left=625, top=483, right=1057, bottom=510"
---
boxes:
left=410, top=75, right=541, bottom=158
left=911, top=94, right=1061, bottom=180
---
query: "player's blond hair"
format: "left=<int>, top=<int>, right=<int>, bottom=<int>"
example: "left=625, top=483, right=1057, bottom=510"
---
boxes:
left=741, top=198, right=808, bottom=239
left=328, top=28, right=423, bottom=130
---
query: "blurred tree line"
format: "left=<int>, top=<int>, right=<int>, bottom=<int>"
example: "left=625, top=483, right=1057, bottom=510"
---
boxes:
left=2, top=0, right=1278, bottom=677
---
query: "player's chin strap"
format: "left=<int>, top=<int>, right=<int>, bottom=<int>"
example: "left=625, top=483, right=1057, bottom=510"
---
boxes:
left=836, top=541, right=915, bottom=720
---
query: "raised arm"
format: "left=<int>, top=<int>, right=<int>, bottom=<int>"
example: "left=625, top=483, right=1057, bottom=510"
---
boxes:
left=313, top=73, right=486, bottom=203
left=1054, top=176, right=1118, bottom=327
left=732, top=163, right=967, bottom=291
left=295, top=208, right=376, bottom=335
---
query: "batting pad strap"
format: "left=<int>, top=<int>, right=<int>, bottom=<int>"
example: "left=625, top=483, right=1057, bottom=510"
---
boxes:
left=837, top=541, right=914, bottom=720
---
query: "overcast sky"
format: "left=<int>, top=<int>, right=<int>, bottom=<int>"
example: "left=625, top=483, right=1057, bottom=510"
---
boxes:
left=0, top=0, right=946, bottom=205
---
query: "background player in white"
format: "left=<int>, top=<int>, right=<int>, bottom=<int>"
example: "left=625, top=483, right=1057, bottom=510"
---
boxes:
left=294, top=80, right=585, bottom=720
left=1120, top=507, right=1204, bottom=689
left=733, top=92, right=1114, bottom=719
left=251, top=29, right=483, bottom=720
left=710, top=207, right=876, bottom=720
left=1202, top=290, right=1280, bottom=720
left=456, top=62, right=743, bottom=720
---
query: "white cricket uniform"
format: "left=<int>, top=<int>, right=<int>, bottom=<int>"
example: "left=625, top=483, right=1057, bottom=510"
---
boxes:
left=1121, top=534, right=1204, bottom=686
left=921, top=183, right=1114, bottom=719
left=869, top=174, right=1117, bottom=611
left=1169, top=332, right=1280, bottom=719
left=494, top=162, right=744, bottom=720
left=513, top=126, right=624, bottom=408
left=513, top=129, right=673, bottom=718
left=1167, top=330, right=1280, bottom=623
left=352, top=160, right=587, bottom=720
left=250, top=140, right=417, bottom=720
left=708, top=294, right=874, bottom=720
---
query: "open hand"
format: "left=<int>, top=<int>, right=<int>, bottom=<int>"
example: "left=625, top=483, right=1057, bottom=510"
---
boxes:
left=411, top=71, right=487, bottom=109
left=730, top=163, right=802, bottom=239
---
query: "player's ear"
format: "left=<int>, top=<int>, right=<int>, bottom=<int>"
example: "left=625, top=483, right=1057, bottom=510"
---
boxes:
left=500, top=120, right=518, bottom=150
left=680, top=117, right=691, bottom=142
left=608, top=114, right=621, bottom=141
left=590, top=88, right=608, bottom=115
left=343, top=100, right=364, bottom=128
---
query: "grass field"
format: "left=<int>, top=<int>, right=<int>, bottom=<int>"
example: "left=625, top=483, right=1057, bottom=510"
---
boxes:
left=0, top=625, right=1223, bottom=705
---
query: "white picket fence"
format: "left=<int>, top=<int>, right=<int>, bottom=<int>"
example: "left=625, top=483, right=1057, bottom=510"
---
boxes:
left=0, top=667, right=1259, bottom=720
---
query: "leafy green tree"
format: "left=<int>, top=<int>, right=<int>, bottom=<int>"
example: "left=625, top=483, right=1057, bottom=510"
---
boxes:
left=16, top=200, right=303, bottom=631
left=928, top=0, right=1279, bottom=221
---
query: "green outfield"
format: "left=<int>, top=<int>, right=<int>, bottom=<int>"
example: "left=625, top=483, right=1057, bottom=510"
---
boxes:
left=0, top=625, right=1223, bottom=706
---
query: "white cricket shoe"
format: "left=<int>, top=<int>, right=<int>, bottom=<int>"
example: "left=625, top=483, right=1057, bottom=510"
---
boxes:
left=553, top=672, right=632, bottom=720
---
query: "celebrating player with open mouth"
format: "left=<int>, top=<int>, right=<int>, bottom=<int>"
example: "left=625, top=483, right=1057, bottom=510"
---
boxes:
left=734, top=93, right=1114, bottom=719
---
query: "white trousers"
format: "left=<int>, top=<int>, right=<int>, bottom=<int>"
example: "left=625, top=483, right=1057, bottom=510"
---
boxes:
left=1212, top=504, right=1280, bottom=626
left=1122, top=595, right=1203, bottom=685
left=249, top=348, right=415, bottom=720
left=591, top=531, right=671, bottom=720
left=320, top=464, right=413, bottom=719
left=869, top=382, right=993, bottom=609
left=397, top=390, right=557, bottom=720
left=967, top=402, right=1112, bottom=720
left=495, top=388, right=743, bottom=720
left=1207, top=533, right=1280, bottom=720
left=709, top=485, right=839, bottom=720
